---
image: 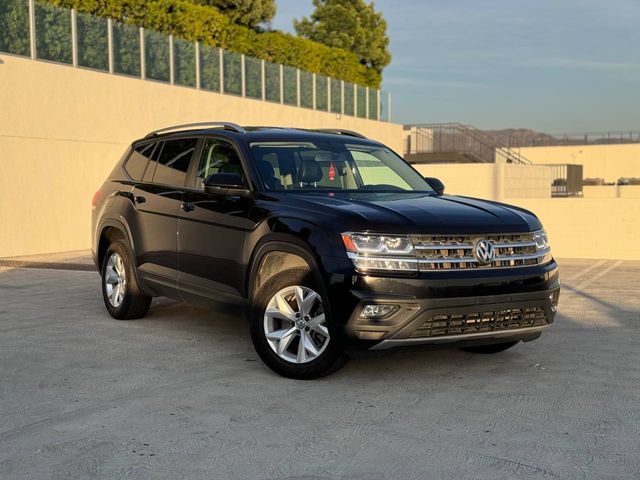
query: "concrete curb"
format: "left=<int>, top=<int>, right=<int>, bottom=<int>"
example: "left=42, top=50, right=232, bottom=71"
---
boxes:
left=0, top=259, right=96, bottom=272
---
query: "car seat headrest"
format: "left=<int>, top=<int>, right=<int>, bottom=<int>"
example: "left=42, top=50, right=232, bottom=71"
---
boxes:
left=298, top=159, right=323, bottom=184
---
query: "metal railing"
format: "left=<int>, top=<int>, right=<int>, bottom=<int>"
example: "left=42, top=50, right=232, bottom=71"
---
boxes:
left=404, top=123, right=532, bottom=165
left=501, top=131, right=640, bottom=147
left=0, top=0, right=391, bottom=122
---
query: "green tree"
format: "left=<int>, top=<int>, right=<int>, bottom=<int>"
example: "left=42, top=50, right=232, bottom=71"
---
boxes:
left=189, top=0, right=276, bottom=30
left=294, top=0, right=391, bottom=74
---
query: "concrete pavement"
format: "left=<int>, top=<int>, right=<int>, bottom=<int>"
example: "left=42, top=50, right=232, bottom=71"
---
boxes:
left=0, top=259, right=639, bottom=479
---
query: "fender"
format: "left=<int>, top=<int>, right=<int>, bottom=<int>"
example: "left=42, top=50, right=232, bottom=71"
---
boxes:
left=266, top=216, right=344, bottom=258
left=246, top=235, right=327, bottom=301
left=96, top=217, right=144, bottom=289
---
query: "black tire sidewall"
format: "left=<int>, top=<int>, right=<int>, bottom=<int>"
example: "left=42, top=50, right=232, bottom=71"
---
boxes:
left=100, top=239, right=139, bottom=320
left=250, top=269, right=346, bottom=379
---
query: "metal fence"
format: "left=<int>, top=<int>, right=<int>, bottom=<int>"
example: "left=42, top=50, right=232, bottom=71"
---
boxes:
left=549, top=164, right=583, bottom=197
left=404, top=124, right=532, bottom=165
left=501, top=131, right=640, bottom=147
left=0, top=0, right=391, bottom=122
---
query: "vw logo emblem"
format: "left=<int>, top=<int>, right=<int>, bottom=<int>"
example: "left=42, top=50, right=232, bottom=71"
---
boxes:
left=473, top=238, right=495, bottom=265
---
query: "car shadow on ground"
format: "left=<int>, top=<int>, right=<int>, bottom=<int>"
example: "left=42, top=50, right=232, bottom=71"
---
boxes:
left=1, top=264, right=637, bottom=383
left=134, top=295, right=559, bottom=381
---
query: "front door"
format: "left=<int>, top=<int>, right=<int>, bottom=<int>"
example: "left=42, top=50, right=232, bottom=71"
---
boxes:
left=177, top=137, right=256, bottom=307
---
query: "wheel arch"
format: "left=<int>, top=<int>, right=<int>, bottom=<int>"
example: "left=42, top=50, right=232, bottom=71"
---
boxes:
left=96, top=218, right=143, bottom=287
left=246, top=235, right=329, bottom=304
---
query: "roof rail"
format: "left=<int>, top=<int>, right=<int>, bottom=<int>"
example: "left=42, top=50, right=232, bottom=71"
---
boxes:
left=145, top=122, right=247, bottom=138
left=313, top=129, right=367, bottom=139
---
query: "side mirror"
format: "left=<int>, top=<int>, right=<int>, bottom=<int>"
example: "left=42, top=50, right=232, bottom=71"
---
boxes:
left=425, top=176, right=445, bottom=195
left=204, top=173, right=250, bottom=196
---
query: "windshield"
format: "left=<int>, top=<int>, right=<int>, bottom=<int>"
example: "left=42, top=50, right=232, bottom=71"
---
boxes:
left=250, top=140, right=435, bottom=193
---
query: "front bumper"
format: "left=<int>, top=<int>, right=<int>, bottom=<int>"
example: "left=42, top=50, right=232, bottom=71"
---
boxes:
left=360, top=288, right=559, bottom=350
left=324, top=256, right=560, bottom=350
left=345, top=287, right=559, bottom=350
left=322, top=258, right=560, bottom=350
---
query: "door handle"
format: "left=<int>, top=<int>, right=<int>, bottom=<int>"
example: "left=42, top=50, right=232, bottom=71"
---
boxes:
left=135, top=196, right=146, bottom=204
left=181, top=202, right=195, bottom=212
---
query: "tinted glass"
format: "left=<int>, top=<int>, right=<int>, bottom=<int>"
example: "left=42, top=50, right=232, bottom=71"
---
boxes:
left=299, top=70, right=313, bottom=109
left=145, top=29, right=170, bottom=82
left=344, top=82, right=355, bottom=117
left=264, top=61, right=280, bottom=103
left=113, top=21, right=140, bottom=76
left=245, top=55, right=262, bottom=99
left=152, top=138, right=197, bottom=186
left=196, top=138, right=245, bottom=188
left=357, top=85, right=367, bottom=118
left=77, top=12, right=108, bottom=71
left=223, top=50, right=242, bottom=95
left=368, top=89, right=379, bottom=120
left=250, top=141, right=434, bottom=193
left=0, top=0, right=30, bottom=57
left=282, top=65, right=297, bottom=106
left=142, top=141, right=162, bottom=183
left=174, top=38, right=195, bottom=87
left=125, top=142, right=155, bottom=181
left=199, top=44, right=220, bottom=92
left=315, top=75, right=328, bottom=111
left=35, top=2, right=71, bottom=64
left=330, top=78, right=341, bottom=113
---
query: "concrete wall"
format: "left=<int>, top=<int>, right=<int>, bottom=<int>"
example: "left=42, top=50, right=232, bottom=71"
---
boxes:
left=414, top=163, right=553, bottom=200
left=0, top=54, right=403, bottom=257
left=414, top=163, right=640, bottom=260
left=509, top=198, right=640, bottom=260
left=512, top=144, right=640, bottom=183
left=583, top=185, right=640, bottom=198
left=414, top=164, right=497, bottom=199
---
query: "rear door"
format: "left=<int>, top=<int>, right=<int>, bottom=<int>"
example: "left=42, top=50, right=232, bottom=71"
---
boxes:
left=125, top=137, right=199, bottom=296
left=177, top=136, right=257, bottom=306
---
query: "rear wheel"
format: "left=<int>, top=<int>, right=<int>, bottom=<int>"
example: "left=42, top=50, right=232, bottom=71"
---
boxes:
left=250, top=269, right=348, bottom=379
left=101, top=239, right=151, bottom=320
left=461, top=341, right=519, bottom=354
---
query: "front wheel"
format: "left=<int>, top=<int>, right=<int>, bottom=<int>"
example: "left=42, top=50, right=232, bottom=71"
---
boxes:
left=461, top=341, right=519, bottom=354
left=250, top=269, right=348, bottom=379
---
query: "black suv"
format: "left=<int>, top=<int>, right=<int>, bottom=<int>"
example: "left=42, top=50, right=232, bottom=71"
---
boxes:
left=92, top=122, right=560, bottom=379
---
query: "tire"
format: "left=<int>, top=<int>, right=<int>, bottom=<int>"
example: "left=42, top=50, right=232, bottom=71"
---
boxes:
left=461, top=341, right=519, bottom=354
left=250, top=269, right=348, bottom=379
left=101, top=239, right=151, bottom=320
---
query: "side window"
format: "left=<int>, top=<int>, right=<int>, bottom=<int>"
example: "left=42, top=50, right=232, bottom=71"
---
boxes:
left=196, top=138, right=246, bottom=188
left=152, top=138, right=198, bottom=186
left=124, top=142, right=155, bottom=181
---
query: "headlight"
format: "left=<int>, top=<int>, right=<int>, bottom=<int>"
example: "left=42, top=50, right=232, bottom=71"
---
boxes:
left=341, top=233, right=418, bottom=272
left=533, top=229, right=550, bottom=251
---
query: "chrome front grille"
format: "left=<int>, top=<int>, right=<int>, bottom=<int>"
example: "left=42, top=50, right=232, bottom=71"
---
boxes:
left=410, top=307, right=549, bottom=338
left=411, top=233, right=549, bottom=270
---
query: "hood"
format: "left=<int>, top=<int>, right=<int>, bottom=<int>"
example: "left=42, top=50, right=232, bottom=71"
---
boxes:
left=272, top=192, right=542, bottom=234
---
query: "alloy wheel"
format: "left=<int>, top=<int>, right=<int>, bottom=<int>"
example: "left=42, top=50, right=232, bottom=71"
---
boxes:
left=105, top=252, right=126, bottom=308
left=263, top=285, right=330, bottom=364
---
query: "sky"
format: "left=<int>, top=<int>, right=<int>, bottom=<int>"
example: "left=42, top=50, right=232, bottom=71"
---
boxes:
left=271, top=0, right=640, bottom=133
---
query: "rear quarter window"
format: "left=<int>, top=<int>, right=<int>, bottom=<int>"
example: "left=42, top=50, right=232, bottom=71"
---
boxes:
left=152, top=138, right=198, bottom=186
left=124, top=143, right=156, bottom=181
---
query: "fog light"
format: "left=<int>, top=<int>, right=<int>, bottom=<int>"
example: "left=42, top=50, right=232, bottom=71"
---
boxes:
left=549, top=290, right=560, bottom=312
left=360, top=304, right=399, bottom=319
